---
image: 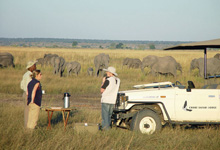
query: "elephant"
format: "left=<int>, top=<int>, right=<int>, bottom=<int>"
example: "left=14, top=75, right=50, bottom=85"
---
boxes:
left=0, top=52, right=15, bottom=68
left=59, top=57, right=66, bottom=77
left=141, top=55, right=182, bottom=77
left=190, top=57, right=220, bottom=77
left=50, top=55, right=59, bottom=67
left=43, top=53, right=59, bottom=66
left=123, top=58, right=142, bottom=68
left=214, top=53, right=220, bottom=60
left=87, top=67, right=93, bottom=76
left=94, top=53, right=110, bottom=77
left=66, top=61, right=81, bottom=76
left=151, top=57, right=182, bottom=77
left=141, top=55, right=159, bottom=74
left=52, top=56, right=65, bottom=77
left=129, top=58, right=142, bottom=68
left=36, top=54, right=59, bottom=67
left=36, top=58, right=45, bottom=66
left=123, top=57, right=133, bottom=67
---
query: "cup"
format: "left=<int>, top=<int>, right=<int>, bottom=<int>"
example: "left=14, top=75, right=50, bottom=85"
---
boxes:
left=42, top=90, right=45, bottom=94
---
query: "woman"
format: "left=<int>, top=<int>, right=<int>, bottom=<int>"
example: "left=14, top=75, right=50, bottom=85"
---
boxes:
left=27, top=70, right=42, bottom=129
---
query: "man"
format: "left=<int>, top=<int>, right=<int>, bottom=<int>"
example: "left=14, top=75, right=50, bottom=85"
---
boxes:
left=100, top=66, right=120, bottom=130
left=20, top=60, right=37, bottom=128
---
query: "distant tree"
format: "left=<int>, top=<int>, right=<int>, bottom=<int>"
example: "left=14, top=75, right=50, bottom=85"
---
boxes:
left=72, top=41, right=78, bottom=47
left=149, top=43, right=155, bottom=49
left=99, top=45, right=104, bottom=49
left=116, top=43, right=124, bottom=49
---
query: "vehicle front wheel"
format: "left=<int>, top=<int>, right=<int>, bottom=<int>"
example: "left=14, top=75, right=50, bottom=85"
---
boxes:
left=130, top=109, right=162, bottom=134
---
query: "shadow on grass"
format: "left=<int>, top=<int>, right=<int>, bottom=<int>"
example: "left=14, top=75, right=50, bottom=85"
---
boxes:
left=38, top=110, right=78, bottom=128
left=51, top=110, right=78, bottom=124
left=164, top=123, right=220, bottom=131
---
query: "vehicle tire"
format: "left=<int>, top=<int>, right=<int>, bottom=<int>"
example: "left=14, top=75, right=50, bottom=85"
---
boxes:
left=130, top=109, right=162, bottom=134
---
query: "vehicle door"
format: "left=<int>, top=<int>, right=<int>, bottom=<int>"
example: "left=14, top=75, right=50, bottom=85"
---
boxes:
left=175, top=89, right=220, bottom=122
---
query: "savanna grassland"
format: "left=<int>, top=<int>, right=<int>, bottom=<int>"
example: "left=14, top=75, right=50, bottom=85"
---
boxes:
left=1, top=46, right=220, bottom=150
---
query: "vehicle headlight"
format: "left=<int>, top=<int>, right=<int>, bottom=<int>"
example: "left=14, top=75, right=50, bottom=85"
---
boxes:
left=116, top=93, right=129, bottom=109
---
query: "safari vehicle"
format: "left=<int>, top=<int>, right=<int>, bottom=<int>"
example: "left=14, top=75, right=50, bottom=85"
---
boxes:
left=112, top=81, right=220, bottom=134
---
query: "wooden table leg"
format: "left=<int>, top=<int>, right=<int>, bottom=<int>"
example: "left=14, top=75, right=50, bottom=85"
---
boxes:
left=65, top=111, right=70, bottom=128
left=47, top=111, right=53, bottom=130
left=62, top=110, right=70, bottom=130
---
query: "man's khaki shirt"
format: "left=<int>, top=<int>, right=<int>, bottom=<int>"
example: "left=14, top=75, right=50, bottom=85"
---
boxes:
left=20, top=71, right=32, bottom=92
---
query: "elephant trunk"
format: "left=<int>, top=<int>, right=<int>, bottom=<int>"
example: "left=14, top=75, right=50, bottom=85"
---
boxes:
left=141, top=64, right=147, bottom=75
left=177, top=63, right=182, bottom=74
left=141, top=65, right=144, bottom=73
left=190, top=65, right=194, bottom=73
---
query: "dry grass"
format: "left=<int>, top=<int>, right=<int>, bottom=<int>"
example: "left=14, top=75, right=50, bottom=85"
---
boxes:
left=1, top=103, right=220, bottom=150
left=1, top=46, right=220, bottom=149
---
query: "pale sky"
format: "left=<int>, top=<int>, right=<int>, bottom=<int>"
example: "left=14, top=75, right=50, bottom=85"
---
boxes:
left=0, top=0, right=220, bottom=41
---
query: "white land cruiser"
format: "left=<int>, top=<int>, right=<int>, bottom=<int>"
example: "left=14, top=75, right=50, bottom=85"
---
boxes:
left=113, top=81, right=220, bottom=134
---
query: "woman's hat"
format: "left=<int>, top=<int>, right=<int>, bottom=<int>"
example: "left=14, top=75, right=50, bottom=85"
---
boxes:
left=103, top=66, right=118, bottom=76
left=26, top=60, right=37, bottom=69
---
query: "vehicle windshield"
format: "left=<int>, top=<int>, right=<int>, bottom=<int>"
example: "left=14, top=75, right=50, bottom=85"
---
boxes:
left=143, top=84, right=173, bottom=89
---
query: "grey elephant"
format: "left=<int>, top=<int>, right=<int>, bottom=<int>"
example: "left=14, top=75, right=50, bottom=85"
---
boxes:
left=50, top=55, right=59, bottom=66
left=36, top=58, right=45, bottom=66
left=214, top=53, right=220, bottom=60
left=141, top=55, right=159, bottom=74
left=142, top=55, right=182, bottom=77
left=151, top=57, right=182, bottom=77
left=0, top=52, right=15, bottom=68
left=87, top=67, right=93, bottom=76
left=123, top=57, right=133, bottom=67
left=44, top=53, right=59, bottom=66
left=66, top=61, right=81, bottom=76
left=123, top=58, right=142, bottom=68
left=94, top=53, right=110, bottom=76
left=59, top=57, right=66, bottom=77
left=52, top=56, right=65, bottom=77
left=190, top=57, right=220, bottom=77
left=129, top=58, right=142, bottom=68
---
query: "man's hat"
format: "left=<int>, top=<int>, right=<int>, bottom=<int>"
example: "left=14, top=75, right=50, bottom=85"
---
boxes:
left=26, top=60, right=37, bottom=69
left=103, top=66, right=118, bottom=76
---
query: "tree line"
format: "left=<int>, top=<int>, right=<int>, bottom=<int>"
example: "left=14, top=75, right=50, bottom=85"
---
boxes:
left=0, top=38, right=188, bottom=50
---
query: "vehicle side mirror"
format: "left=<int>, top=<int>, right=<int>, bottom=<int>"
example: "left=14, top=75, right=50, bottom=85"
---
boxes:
left=186, top=81, right=195, bottom=92
left=188, top=81, right=195, bottom=89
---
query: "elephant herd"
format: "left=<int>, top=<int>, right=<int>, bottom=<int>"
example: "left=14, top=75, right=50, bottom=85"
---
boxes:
left=36, top=53, right=110, bottom=77
left=1, top=52, right=220, bottom=78
left=123, top=53, right=220, bottom=77
left=37, top=54, right=81, bottom=77
left=123, top=56, right=182, bottom=77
